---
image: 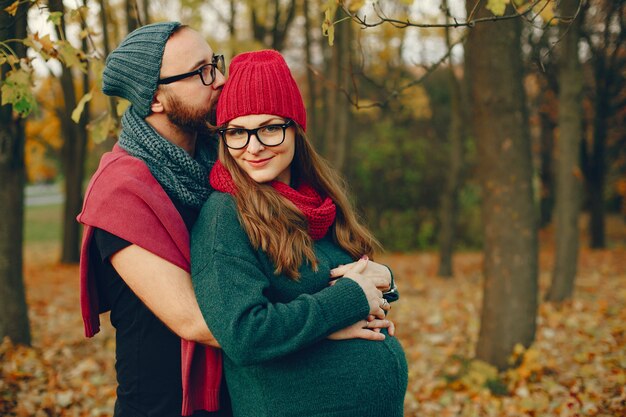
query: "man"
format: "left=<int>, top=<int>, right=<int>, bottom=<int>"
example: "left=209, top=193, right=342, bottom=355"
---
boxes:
left=78, top=21, right=396, bottom=417
left=78, top=22, right=230, bottom=416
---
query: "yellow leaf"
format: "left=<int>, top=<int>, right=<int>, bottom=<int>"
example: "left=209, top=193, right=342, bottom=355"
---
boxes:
left=345, top=0, right=365, bottom=13
left=71, top=91, right=93, bottom=123
left=536, top=0, right=555, bottom=24
left=486, top=0, right=510, bottom=16
left=117, top=98, right=130, bottom=115
left=322, top=0, right=338, bottom=46
left=36, top=33, right=56, bottom=56
left=4, top=0, right=18, bottom=16
left=57, top=40, right=87, bottom=72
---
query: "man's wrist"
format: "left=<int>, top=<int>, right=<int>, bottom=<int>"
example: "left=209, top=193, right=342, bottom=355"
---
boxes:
left=382, top=266, right=399, bottom=302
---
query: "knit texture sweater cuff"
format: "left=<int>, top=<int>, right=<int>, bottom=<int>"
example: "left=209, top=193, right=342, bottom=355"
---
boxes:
left=316, top=278, right=370, bottom=333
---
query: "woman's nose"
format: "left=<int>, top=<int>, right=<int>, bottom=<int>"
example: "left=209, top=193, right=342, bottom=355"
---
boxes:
left=246, top=134, right=265, bottom=154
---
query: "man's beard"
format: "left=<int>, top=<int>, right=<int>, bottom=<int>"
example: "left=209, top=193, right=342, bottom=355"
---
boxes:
left=165, top=92, right=212, bottom=132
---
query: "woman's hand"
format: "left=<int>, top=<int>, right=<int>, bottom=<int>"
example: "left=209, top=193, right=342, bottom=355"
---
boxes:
left=330, top=257, right=392, bottom=292
left=337, top=258, right=389, bottom=319
left=328, top=316, right=395, bottom=341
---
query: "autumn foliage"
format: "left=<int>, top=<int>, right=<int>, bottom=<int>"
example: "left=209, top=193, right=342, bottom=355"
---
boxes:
left=1, top=220, right=625, bottom=416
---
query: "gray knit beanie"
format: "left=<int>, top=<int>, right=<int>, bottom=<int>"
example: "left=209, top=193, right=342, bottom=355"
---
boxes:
left=102, top=21, right=181, bottom=118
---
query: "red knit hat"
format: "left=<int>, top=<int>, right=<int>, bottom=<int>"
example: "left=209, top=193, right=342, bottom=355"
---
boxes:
left=216, top=50, right=307, bottom=132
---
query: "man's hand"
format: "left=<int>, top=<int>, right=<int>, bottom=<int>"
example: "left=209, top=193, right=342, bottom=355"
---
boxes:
left=330, top=257, right=392, bottom=292
left=328, top=316, right=395, bottom=341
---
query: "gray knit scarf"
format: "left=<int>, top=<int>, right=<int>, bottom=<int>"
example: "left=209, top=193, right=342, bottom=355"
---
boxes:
left=118, top=106, right=216, bottom=209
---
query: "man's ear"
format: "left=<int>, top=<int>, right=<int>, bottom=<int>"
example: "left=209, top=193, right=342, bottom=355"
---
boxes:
left=151, top=89, right=166, bottom=114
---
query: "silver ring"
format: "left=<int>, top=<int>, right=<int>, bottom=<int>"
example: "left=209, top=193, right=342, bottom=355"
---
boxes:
left=381, top=298, right=389, bottom=307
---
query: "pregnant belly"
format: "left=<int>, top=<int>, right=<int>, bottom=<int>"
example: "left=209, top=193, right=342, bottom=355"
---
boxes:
left=227, top=334, right=408, bottom=416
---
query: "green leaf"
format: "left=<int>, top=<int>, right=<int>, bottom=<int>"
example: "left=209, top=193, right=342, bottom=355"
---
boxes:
left=1, top=68, right=37, bottom=117
left=57, top=40, right=87, bottom=72
left=47, top=11, right=63, bottom=25
left=486, top=0, right=510, bottom=16
left=71, top=91, right=93, bottom=123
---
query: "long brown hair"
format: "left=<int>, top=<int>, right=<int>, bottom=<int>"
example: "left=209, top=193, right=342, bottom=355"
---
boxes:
left=219, top=124, right=381, bottom=279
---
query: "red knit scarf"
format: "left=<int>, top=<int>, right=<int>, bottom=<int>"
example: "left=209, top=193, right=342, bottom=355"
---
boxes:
left=210, top=161, right=336, bottom=240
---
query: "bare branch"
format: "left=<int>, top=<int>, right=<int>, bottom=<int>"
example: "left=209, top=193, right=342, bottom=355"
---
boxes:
left=309, top=33, right=467, bottom=110
left=539, top=0, right=587, bottom=65
left=341, top=0, right=552, bottom=30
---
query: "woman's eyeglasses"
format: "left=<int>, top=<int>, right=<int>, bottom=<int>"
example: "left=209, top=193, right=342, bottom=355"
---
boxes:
left=218, top=120, right=294, bottom=150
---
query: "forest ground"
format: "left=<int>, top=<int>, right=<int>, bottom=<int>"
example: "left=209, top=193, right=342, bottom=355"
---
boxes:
left=1, top=213, right=625, bottom=416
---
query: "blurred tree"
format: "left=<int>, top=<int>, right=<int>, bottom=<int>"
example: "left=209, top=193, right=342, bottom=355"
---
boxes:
left=140, top=0, right=150, bottom=25
left=126, top=0, right=140, bottom=32
left=303, top=0, right=319, bottom=145
left=581, top=0, right=625, bottom=248
left=49, top=0, right=91, bottom=263
left=547, top=0, right=584, bottom=302
left=98, top=0, right=119, bottom=133
left=322, top=8, right=351, bottom=171
left=438, top=1, right=467, bottom=278
left=0, top=0, right=31, bottom=345
left=466, top=1, right=538, bottom=369
left=522, top=25, right=559, bottom=228
left=25, top=78, right=63, bottom=182
left=249, top=0, right=297, bottom=50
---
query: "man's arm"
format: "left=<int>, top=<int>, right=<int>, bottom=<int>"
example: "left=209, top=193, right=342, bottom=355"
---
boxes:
left=110, top=244, right=220, bottom=347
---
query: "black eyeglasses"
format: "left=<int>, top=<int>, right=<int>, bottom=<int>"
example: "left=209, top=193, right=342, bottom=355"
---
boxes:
left=218, top=120, right=294, bottom=150
left=157, top=54, right=225, bottom=86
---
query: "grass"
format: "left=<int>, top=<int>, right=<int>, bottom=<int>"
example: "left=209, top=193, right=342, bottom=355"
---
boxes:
left=24, top=203, right=62, bottom=243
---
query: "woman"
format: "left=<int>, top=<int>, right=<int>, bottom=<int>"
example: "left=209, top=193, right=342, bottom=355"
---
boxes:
left=191, top=50, right=407, bottom=417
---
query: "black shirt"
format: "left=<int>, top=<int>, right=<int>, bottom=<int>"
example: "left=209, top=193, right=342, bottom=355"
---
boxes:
left=91, top=202, right=231, bottom=417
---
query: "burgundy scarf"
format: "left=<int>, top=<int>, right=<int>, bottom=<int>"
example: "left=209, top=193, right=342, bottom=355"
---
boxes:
left=210, top=160, right=336, bottom=240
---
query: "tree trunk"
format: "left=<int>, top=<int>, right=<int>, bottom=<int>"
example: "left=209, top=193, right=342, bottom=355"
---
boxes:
left=99, top=0, right=119, bottom=127
left=539, top=111, right=555, bottom=228
left=466, top=1, right=538, bottom=370
left=270, top=0, right=296, bottom=51
left=50, top=0, right=89, bottom=263
left=438, top=15, right=465, bottom=278
left=546, top=0, right=584, bottom=302
left=228, top=0, right=236, bottom=54
left=582, top=0, right=624, bottom=249
left=0, top=1, right=31, bottom=346
left=587, top=90, right=607, bottom=249
left=126, top=0, right=140, bottom=33
left=141, top=0, right=150, bottom=25
left=303, top=0, right=319, bottom=145
left=323, top=10, right=351, bottom=172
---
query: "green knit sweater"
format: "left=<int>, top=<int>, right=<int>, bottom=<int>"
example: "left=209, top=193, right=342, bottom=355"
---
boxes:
left=191, top=192, right=407, bottom=417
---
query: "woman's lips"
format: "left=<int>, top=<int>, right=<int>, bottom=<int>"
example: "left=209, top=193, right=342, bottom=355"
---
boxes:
left=246, top=156, right=273, bottom=168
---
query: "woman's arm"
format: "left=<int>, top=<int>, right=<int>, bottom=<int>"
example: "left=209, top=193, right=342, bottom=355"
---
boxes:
left=191, top=194, right=382, bottom=366
left=194, top=251, right=369, bottom=366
